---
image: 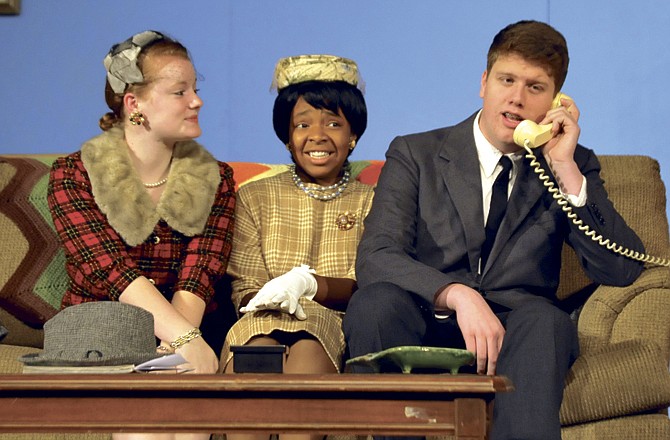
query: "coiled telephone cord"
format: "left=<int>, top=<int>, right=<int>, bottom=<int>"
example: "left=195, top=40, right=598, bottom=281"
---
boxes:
left=523, top=143, right=670, bottom=268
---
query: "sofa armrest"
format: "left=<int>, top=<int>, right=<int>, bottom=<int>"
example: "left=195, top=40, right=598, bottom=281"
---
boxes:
left=576, top=267, right=670, bottom=358
left=560, top=339, right=670, bottom=426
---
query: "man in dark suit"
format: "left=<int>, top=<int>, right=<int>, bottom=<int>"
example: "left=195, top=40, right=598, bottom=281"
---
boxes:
left=344, top=20, right=644, bottom=440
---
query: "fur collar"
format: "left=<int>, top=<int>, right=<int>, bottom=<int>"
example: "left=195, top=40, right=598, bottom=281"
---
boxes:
left=81, top=127, right=221, bottom=246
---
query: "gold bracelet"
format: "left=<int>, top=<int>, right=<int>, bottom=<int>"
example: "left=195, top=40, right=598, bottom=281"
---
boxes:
left=169, top=328, right=202, bottom=350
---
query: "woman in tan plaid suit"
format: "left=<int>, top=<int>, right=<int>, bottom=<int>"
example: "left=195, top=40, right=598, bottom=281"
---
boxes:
left=221, top=55, right=373, bottom=393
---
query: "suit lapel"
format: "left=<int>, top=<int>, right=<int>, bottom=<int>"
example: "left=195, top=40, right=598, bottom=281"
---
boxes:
left=437, top=116, right=486, bottom=273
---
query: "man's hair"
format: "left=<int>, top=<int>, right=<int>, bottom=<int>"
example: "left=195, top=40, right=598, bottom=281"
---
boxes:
left=487, top=20, right=569, bottom=93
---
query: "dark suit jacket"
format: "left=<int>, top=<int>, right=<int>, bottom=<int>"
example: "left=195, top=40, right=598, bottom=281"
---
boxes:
left=356, top=113, right=645, bottom=311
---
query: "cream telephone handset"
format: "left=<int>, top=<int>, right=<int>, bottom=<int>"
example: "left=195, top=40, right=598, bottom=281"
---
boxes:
left=512, top=93, right=670, bottom=267
left=513, top=92, right=571, bottom=149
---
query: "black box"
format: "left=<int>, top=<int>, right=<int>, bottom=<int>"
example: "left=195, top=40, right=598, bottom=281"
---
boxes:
left=231, top=345, right=287, bottom=373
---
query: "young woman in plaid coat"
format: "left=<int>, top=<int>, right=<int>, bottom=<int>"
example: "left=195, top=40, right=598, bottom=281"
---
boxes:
left=47, top=31, right=236, bottom=383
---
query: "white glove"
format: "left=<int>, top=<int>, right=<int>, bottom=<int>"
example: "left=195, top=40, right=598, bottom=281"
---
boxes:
left=240, top=265, right=317, bottom=320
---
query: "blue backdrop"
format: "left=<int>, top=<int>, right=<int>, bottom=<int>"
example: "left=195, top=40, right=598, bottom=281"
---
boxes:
left=1, top=0, right=669, bottom=224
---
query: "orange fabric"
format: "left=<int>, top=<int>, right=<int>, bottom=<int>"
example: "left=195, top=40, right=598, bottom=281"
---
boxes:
left=356, top=160, right=384, bottom=185
left=227, top=162, right=272, bottom=190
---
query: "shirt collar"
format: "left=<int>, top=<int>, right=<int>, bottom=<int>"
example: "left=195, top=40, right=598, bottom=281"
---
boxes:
left=473, top=110, right=523, bottom=177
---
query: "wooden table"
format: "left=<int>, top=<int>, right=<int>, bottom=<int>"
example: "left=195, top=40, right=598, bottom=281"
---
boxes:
left=0, top=373, right=512, bottom=439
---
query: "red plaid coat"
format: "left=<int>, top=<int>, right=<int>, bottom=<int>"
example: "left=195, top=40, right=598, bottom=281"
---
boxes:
left=47, top=138, right=235, bottom=309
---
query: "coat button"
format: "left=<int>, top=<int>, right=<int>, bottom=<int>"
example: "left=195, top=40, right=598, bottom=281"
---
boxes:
left=148, top=278, right=156, bottom=285
left=153, top=236, right=160, bottom=244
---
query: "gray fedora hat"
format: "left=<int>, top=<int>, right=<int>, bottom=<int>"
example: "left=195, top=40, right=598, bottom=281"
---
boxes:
left=19, top=302, right=162, bottom=366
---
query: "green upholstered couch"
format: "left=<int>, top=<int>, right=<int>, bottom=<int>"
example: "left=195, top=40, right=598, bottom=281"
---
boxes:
left=1, top=154, right=669, bottom=439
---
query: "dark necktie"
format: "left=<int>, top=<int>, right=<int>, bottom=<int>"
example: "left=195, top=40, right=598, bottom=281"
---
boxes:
left=481, top=156, right=512, bottom=270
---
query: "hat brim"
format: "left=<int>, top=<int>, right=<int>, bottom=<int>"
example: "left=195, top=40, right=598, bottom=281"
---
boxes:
left=19, top=351, right=163, bottom=367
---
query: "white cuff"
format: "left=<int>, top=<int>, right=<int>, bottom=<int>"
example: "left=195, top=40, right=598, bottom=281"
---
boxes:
left=563, top=176, right=587, bottom=207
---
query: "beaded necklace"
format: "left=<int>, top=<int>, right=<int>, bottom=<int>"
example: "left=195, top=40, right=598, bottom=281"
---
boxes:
left=142, top=156, right=172, bottom=188
left=143, top=177, right=168, bottom=188
left=290, top=165, right=350, bottom=201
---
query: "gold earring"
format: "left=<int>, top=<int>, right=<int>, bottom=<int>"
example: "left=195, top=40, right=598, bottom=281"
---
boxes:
left=349, top=139, right=357, bottom=150
left=129, top=110, right=145, bottom=126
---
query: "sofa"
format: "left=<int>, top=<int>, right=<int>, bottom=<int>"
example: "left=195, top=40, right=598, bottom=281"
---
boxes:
left=1, top=153, right=670, bottom=439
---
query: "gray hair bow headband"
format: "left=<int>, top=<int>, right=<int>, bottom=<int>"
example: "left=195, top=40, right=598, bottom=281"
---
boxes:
left=103, top=30, right=166, bottom=94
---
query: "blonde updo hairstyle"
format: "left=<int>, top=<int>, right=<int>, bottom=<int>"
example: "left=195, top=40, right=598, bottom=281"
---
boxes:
left=99, top=37, right=190, bottom=131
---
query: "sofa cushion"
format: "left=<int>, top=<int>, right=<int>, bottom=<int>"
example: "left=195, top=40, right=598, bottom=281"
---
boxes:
left=560, top=340, right=670, bottom=425
left=561, top=414, right=670, bottom=440
left=0, top=156, right=67, bottom=327
left=0, top=343, right=40, bottom=373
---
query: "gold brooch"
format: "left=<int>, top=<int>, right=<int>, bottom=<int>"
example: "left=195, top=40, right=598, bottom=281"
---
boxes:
left=335, top=211, right=357, bottom=231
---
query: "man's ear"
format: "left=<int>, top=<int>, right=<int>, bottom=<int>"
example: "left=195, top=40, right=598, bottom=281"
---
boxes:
left=479, top=70, right=488, bottom=99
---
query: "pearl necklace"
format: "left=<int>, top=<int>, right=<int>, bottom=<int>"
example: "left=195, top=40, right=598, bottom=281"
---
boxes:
left=290, top=165, right=350, bottom=201
left=143, top=177, right=168, bottom=188
left=143, top=157, right=172, bottom=188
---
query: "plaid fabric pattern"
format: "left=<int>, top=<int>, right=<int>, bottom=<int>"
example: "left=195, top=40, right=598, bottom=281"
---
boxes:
left=228, top=160, right=384, bottom=190
left=47, top=152, right=235, bottom=307
left=222, top=171, right=375, bottom=371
